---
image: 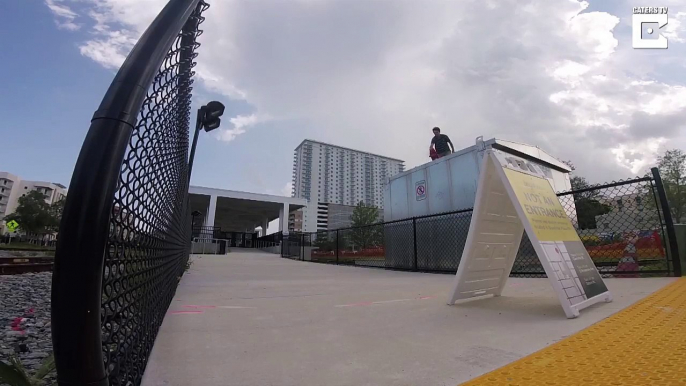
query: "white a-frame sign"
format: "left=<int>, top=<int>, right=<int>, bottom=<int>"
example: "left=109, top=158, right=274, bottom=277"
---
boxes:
left=447, top=150, right=612, bottom=318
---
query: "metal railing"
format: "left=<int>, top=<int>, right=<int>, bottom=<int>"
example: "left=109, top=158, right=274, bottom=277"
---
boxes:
left=192, top=238, right=229, bottom=254
left=51, top=1, right=209, bottom=385
left=284, top=170, right=681, bottom=278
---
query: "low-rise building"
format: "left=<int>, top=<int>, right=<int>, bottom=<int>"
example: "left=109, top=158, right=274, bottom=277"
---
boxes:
left=0, top=171, right=67, bottom=234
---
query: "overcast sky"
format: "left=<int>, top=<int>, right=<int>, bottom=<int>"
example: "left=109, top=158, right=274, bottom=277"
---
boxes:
left=4, top=0, right=686, bottom=200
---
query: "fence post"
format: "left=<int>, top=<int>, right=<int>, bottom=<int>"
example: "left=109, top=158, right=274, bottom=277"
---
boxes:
left=652, top=167, right=682, bottom=277
left=301, top=233, right=305, bottom=261
left=412, top=218, right=418, bottom=271
left=336, top=230, right=340, bottom=265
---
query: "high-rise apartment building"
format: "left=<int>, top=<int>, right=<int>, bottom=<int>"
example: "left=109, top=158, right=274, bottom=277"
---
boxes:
left=290, top=140, right=404, bottom=232
left=0, top=171, right=67, bottom=234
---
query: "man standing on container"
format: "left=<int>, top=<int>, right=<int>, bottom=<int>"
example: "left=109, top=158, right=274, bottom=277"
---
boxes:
left=430, top=127, right=454, bottom=158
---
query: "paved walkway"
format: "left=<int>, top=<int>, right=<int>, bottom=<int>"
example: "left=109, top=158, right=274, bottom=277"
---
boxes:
left=142, top=251, right=676, bottom=386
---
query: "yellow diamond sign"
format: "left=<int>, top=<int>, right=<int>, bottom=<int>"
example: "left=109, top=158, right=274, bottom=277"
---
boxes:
left=6, top=220, right=18, bottom=232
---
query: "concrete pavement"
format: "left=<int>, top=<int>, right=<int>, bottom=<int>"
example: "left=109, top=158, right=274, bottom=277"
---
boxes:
left=142, top=250, right=675, bottom=386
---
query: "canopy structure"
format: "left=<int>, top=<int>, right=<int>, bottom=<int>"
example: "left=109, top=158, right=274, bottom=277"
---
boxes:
left=189, top=185, right=307, bottom=235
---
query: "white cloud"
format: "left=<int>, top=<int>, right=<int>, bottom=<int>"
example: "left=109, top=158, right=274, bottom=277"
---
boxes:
left=45, top=0, right=80, bottom=31
left=78, top=30, right=136, bottom=69
left=47, top=0, right=686, bottom=184
left=663, top=12, right=686, bottom=43
left=215, top=114, right=266, bottom=142
left=281, top=182, right=293, bottom=197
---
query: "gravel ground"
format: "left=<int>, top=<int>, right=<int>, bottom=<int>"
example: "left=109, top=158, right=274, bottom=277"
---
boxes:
left=1, top=272, right=56, bottom=385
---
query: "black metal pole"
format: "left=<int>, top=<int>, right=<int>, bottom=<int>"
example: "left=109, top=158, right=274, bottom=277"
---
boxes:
left=187, top=108, right=203, bottom=183
left=52, top=120, right=131, bottom=386
left=336, top=230, right=339, bottom=265
left=652, top=167, right=682, bottom=277
left=51, top=1, right=203, bottom=384
left=412, top=218, right=418, bottom=271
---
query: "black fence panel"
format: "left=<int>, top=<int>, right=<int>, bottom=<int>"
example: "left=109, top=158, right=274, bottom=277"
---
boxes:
left=415, top=211, right=472, bottom=272
left=51, top=1, right=210, bottom=386
left=554, top=176, right=671, bottom=277
left=192, top=225, right=222, bottom=239
left=281, top=232, right=309, bottom=260
left=383, top=220, right=414, bottom=270
left=511, top=234, right=545, bottom=276
left=309, top=231, right=337, bottom=264
left=295, top=172, right=679, bottom=279
left=335, top=224, right=385, bottom=268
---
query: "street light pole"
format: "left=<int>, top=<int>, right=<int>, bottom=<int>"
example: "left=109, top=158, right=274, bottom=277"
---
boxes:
left=188, top=101, right=225, bottom=183
left=188, top=106, right=205, bottom=183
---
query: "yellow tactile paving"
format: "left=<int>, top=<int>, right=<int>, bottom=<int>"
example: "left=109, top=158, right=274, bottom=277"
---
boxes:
left=461, top=278, right=686, bottom=386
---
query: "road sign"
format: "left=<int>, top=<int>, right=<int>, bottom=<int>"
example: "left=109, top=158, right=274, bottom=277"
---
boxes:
left=447, top=149, right=611, bottom=318
left=6, top=220, right=19, bottom=232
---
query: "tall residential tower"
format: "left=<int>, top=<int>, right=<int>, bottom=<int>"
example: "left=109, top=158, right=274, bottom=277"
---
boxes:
left=290, top=140, right=404, bottom=232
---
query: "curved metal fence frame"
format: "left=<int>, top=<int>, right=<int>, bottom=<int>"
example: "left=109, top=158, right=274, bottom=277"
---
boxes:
left=51, top=1, right=207, bottom=385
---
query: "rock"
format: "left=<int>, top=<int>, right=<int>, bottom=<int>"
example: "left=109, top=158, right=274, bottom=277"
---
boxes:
left=0, top=272, right=53, bottom=379
left=25, top=351, right=48, bottom=359
left=22, top=359, right=40, bottom=367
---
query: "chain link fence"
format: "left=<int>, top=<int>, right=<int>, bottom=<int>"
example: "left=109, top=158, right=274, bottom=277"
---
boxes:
left=51, top=1, right=210, bottom=385
left=289, top=173, right=678, bottom=278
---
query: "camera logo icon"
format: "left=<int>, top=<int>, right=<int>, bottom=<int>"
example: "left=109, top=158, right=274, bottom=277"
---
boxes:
left=632, top=8, right=668, bottom=49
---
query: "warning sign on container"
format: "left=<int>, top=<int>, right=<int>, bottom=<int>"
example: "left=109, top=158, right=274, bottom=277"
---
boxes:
left=415, top=180, right=426, bottom=201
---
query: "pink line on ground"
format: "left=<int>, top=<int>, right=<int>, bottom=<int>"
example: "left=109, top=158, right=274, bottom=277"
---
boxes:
left=169, top=310, right=204, bottom=314
left=418, top=296, right=435, bottom=300
left=182, top=305, right=217, bottom=308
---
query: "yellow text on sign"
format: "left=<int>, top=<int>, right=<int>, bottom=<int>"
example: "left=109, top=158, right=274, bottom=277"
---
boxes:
left=503, top=168, right=579, bottom=242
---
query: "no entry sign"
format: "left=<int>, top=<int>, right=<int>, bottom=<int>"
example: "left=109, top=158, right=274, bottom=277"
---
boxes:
left=415, top=180, right=426, bottom=201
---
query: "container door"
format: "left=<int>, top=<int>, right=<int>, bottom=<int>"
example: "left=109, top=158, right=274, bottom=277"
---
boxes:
left=427, top=160, right=451, bottom=215
left=448, top=150, right=482, bottom=210
left=389, top=176, right=410, bottom=221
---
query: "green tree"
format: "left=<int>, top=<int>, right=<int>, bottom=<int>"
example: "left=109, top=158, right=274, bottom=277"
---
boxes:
left=47, top=198, right=65, bottom=233
left=655, top=149, right=686, bottom=223
left=313, top=234, right=335, bottom=251
left=569, top=175, right=612, bottom=230
left=4, top=191, right=61, bottom=237
left=313, top=231, right=347, bottom=251
left=349, top=201, right=382, bottom=249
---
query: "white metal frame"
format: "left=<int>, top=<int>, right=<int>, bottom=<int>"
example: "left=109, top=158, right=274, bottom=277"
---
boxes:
left=448, top=150, right=612, bottom=318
